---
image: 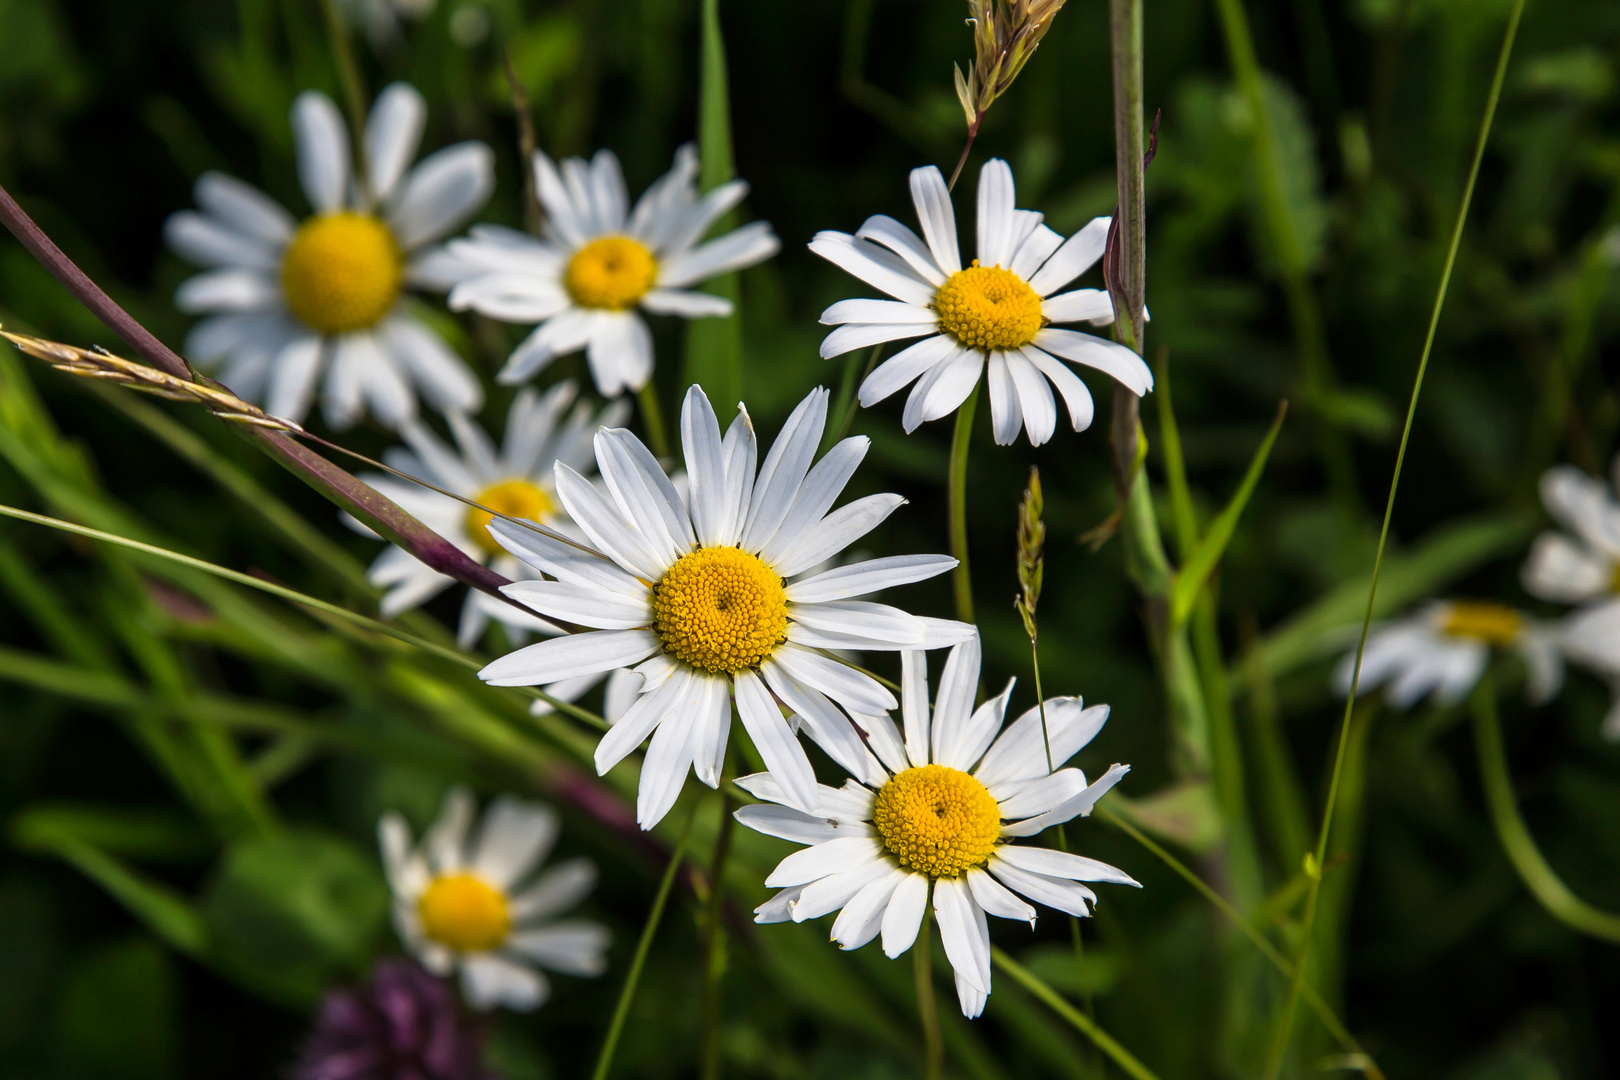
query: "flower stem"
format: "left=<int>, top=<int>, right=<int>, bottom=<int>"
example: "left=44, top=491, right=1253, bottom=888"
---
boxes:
left=827, top=344, right=882, bottom=451
left=591, top=812, right=695, bottom=1080
left=1470, top=678, right=1620, bottom=943
left=947, top=382, right=978, bottom=624
left=1262, top=3, right=1524, bottom=1074
left=991, top=946, right=1161, bottom=1080
left=638, top=381, right=672, bottom=460
left=946, top=117, right=980, bottom=191
left=699, top=781, right=738, bottom=1080
left=913, top=921, right=943, bottom=1080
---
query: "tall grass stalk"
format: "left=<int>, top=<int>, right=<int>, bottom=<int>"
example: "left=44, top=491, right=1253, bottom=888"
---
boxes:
left=947, top=384, right=979, bottom=624
left=1262, top=2, right=1527, bottom=1073
left=990, top=947, right=1161, bottom=1080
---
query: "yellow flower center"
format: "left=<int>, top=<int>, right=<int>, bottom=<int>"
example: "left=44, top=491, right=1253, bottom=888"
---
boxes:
left=932, top=262, right=1045, bottom=351
left=280, top=212, right=403, bottom=335
left=651, top=546, right=788, bottom=674
left=1440, top=602, right=1522, bottom=646
left=872, top=764, right=1001, bottom=878
left=564, top=236, right=658, bottom=310
left=465, top=479, right=554, bottom=558
left=1610, top=560, right=1620, bottom=594
left=416, top=873, right=510, bottom=953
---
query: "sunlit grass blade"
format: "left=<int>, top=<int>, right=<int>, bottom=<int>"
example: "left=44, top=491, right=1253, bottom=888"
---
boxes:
left=990, top=947, right=1161, bottom=1080
left=1169, top=400, right=1286, bottom=627
left=1263, top=2, right=1528, bottom=1074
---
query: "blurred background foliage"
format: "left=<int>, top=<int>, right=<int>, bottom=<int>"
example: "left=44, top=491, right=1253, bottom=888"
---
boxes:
left=0, top=0, right=1617, bottom=1078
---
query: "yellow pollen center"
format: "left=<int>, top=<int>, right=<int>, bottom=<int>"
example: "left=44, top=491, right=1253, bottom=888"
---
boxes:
left=565, top=236, right=658, bottom=310
left=416, top=873, right=510, bottom=953
left=651, top=546, right=788, bottom=674
left=1441, top=602, right=1522, bottom=646
left=932, top=262, right=1045, bottom=351
left=1610, top=561, right=1620, bottom=594
left=280, top=213, right=402, bottom=334
left=872, top=764, right=1001, bottom=878
left=466, top=480, right=554, bottom=558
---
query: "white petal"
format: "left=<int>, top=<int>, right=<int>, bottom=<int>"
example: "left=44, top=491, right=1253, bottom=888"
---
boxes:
left=909, top=165, right=961, bottom=275
left=718, top=406, right=758, bottom=548
left=734, top=803, right=871, bottom=845
left=831, top=868, right=908, bottom=950
left=594, top=667, right=696, bottom=774
left=786, top=554, right=957, bottom=603
left=734, top=670, right=819, bottom=814
left=1541, top=465, right=1620, bottom=558
left=265, top=335, right=324, bottom=424
left=382, top=314, right=483, bottom=414
left=740, top=388, right=829, bottom=553
left=994, top=845, right=1140, bottom=886
left=486, top=518, right=648, bottom=598
left=425, top=787, right=476, bottom=873
left=770, top=643, right=896, bottom=714
left=641, top=288, right=733, bottom=318
left=460, top=953, right=547, bottom=1011
left=854, top=214, right=947, bottom=287
left=977, top=699, right=1110, bottom=790
left=900, top=650, right=931, bottom=768
left=818, top=321, right=938, bottom=359
left=636, top=683, right=705, bottom=829
left=1042, top=288, right=1116, bottom=324
left=691, top=674, right=732, bottom=789
left=1031, top=328, right=1153, bottom=396
left=1003, top=348, right=1058, bottom=447
left=792, top=858, right=894, bottom=922
left=881, top=873, right=929, bottom=957
left=973, top=158, right=1017, bottom=270
left=1027, top=217, right=1110, bottom=296
left=808, top=231, right=937, bottom=306
left=682, top=385, right=731, bottom=548
left=948, top=678, right=1015, bottom=773
left=1008, top=223, right=1063, bottom=281
left=764, top=836, right=884, bottom=888
left=1022, top=346, right=1096, bottom=432
left=933, top=876, right=991, bottom=994
left=552, top=463, right=666, bottom=581
left=585, top=311, right=655, bottom=396
left=820, top=298, right=937, bottom=326
left=290, top=91, right=350, bottom=214
left=985, top=351, right=1024, bottom=446
left=175, top=269, right=281, bottom=314
left=500, top=580, right=650, bottom=629
left=479, top=629, right=660, bottom=686
left=497, top=309, right=594, bottom=386
left=594, top=426, right=693, bottom=554
left=509, top=858, right=597, bottom=923
left=858, top=335, right=959, bottom=407
left=770, top=494, right=908, bottom=578
left=759, top=436, right=869, bottom=566
left=754, top=887, right=804, bottom=923
left=786, top=600, right=932, bottom=651
left=902, top=349, right=982, bottom=432
left=364, top=82, right=427, bottom=201
left=967, top=866, right=1037, bottom=925
left=164, top=212, right=280, bottom=271
left=506, top=920, right=610, bottom=976
left=930, top=636, right=982, bottom=767
left=656, top=221, right=779, bottom=287
left=1000, top=763, right=1133, bottom=836
left=1521, top=532, right=1611, bottom=603
left=758, top=662, right=884, bottom=786
left=193, top=173, right=295, bottom=245
left=987, top=858, right=1097, bottom=917
left=389, top=142, right=497, bottom=250
left=471, top=797, right=558, bottom=888
left=955, top=970, right=989, bottom=1019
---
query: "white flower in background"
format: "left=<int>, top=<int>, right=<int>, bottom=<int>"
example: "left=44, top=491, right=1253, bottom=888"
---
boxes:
left=339, top=0, right=435, bottom=46
left=1333, top=601, right=1563, bottom=709
left=433, top=145, right=779, bottom=397
left=737, top=635, right=1135, bottom=1018
left=477, top=385, right=973, bottom=829
left=380, top=787, right=609, bottom=1011
left=347, top=380, right=623, bottom=649
left=166, top=83, right=492, bottom=430
left=809, top=159, right=1153, bottom=447
left=1522, top=463, right=1620, bottom=608
left=1550, top=602, right=1620, bottom=739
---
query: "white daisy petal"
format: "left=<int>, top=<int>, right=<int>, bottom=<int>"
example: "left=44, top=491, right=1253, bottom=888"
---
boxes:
left=764, top=836, right=884, bottom=889
left=1521, top=531, right=1612, bottom=603
left=682, top=385, right=732, bottom=548
left=500, top=580, right=650, bottom=629
left=1042, top=288, right=1116, bottom=324
left=741, top=388, right=830, bottom=553
left=1541, top=465, right=1620, bottom=558
left=994, top=845, right=1140, bottom=886
left=364, top=82, right=427, bottom=202
left=793, top=859, right=894, bottom=922
left=855, top=215, right=948, bottom=287
left=552, top=463, right=667, bottom=580
left=192, top=173, right=295, bottom=245
left=1001, top=763, right=1132, bottom=836
left=987, top=858, right=1097, bottom=917
left=858, top=335, right=960, bottom=407
left=967, top=866, right=1037, bottom=926
left=881, top=873, right=930, bottom=957
left=832, top=868, right=909, bottom=950
left=718, top=406, right=758, bottom=547
left=930, top=636, right=982, bottom=768
left=808, top=231, right=938, bottom=306
left=976, top=699, right=1110, bottom=790
left=985, top=351, right=1024, bottom=446
left=265, top=335, right=324, bottom=424
left=933, top=875, right=991, bottom=994
left=1022, top=346, right=1096, bottom=433
left=291, top=91, right=350, bottom=214
left=770, top=643, right=896, bottom=715
left=974, top=159, right=1017, bottom=269
left=585, top=311, right=655, bottom=396
left=498, top=310, right=595, bottom=385
left=691, top=674, right=732, bottom=789
left=904, top=349, right=983, bottom=431
left=656, top=221, right=779, bottom=287
left=733, top=804, right=871, bottom=845
left=382, top=314, right=483, bottom=414
left=164, top=212, right=280, bottom=271
left=1027, top=217, right=1111, bottom=296
left=175, top=269, right=281, bottom=314
left=389, top=142, right=497, bottom=250
left=770, top=494, right=908, bottom=578
left=479, top=628, right=660, bottom=687
left=460, top=954, right=547, bottom=1012
left=506, top=921, right=610, bottom=976
left=759, top=436, right=869, bottom=565
left=1031, top=328, right=1154, bottom=396
left=909, top=165, right=961, bottom=275
left=735, top=670, right=819, bottom=814
left=594, top=667, right=696, bottom=775
left=785, top=554, right=957, bottom=603
left=760, top=661, right=886, bottom=786
left=820, top=298, right=938, bottom=326
left=636, top=683, right=706, bottom=828
left=1008, top=223, right=1064, bottom=281
left=641, top=288, right=733, bottom=318
left=424, top=787, right=476, bottom=873
left=755, top=887, right=804, bottom=923
left=471, top=797, right=558, bottom=888
left=818, top=321, right=939, bottom=359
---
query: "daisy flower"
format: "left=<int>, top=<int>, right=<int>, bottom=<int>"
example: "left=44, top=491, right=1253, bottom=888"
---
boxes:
left=166, top=83, right=493, bottom=430
left=809, top=159, right=1153, bottom=446
left=477, top=384, right=973, bottom=829
left=1522, top=462, right=1620, bottom=608
left=1333, top=601, right=1563, bottom=709
left=437, top=145, right=779, bottom=396
left=340, top=0, right=436, bottom=47
left=736, top=635, right=1136, bottom=1018
left=379, top=788, right=609, bottom=1012
left=349, top=379, right=627, bottom=648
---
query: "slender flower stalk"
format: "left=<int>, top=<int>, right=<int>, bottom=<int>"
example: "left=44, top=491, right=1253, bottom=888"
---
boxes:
left=1263, top=3, right=1527, bottom=1074
left=913, top=922, right=943, bottom=1080
left=950, top=0, right=1071, bottom=188
left=699, top=780, right=737, bottom=1080
left=948, top=386, right=979, bottom=624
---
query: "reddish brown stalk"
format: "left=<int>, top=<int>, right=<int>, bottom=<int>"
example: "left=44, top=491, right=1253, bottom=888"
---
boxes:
left=0, top=183, right=521, bottom=609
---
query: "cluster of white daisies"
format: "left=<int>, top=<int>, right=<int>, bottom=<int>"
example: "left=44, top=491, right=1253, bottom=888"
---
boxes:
left=171, top=83, right=1158, bottom=1017
left=1338, top=460, right=1620, bottom=737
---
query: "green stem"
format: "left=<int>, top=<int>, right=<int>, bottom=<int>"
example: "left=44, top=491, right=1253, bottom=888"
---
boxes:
left=638, top=381, right=672, bottom=460
left=700, top=782, right=737, bottom=1080
left=827, top=344, right=882, bottom=450
left=1107, top=0, right=1146, bottom=345
left=947, top=382, right=978, bottom=624
left=1263, top=11, right=1524, bottom=1072
left=1097, top=804, right=1384, bottom=1079
left=591, top=814, right=695, bottom=1080
left=1052, top=826, right=1095, bottom=1030
left=1470, top=679, right=1620, bottom=943
left=991, top=947, right=1161, bottom=1080
left=913, top=921, right=943, bottom=1080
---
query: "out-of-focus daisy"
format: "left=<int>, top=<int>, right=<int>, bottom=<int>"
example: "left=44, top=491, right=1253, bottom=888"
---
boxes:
left=1550, top=602, right=1620, bottom=739
left=339, top=0, right=436, bottom=47
left=737, top=635, right=1136, bottom=1018
left=436, top=145, right=779, bottom=396
left=166, top=83, right=492, bottom=430
left=380, top=788, right=609, bottom=1011
left=349, top=380, right=624, bottom=648
left=1521, top=462, right=1620, bottom=607
left=477, top=385, right=973, bottom=829
left=809, top=159, right=1153, bottom=446
left=1333, top=601, right=1563, bottom=709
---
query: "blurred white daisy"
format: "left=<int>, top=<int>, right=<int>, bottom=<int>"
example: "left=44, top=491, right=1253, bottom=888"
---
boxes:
left=339, top=0, right=435, bottom=46
left=166, top=83, right=493, bottom=430
left=1333, top=601, right=1563, bottom=709
left=380, top=787, right=609, bottom=1011
left=477, top=384, right=973, bottom=829
left=809, top=159, right=1153, bottom=446
left=435, top=145, right=779, bottom=397
left=737, top=635, right=1136, bottom=1018
left=1521, top=462, right=1620, bottom=607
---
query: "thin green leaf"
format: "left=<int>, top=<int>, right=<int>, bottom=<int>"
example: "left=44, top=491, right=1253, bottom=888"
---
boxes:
left=1169, top=401, right=1287, bottom=626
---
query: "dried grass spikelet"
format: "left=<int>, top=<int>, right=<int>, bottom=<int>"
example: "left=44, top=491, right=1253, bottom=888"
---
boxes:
left=0, top=328, right=305, bottom=434
left=1014, top=465, right=1045, bottom=642
left=953, top=0, right=1069, bottom=130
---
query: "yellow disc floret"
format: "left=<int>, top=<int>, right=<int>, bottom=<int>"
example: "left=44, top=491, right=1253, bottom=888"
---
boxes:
left=565, top=236, right=658, bottom=310
left=466, top=480, right=554, bottom=558
left=1441, top=601, right=1522, bottom=645
left=280, top=212, right=403, bottom=334
left=417, top=873, right=511, bottom=953
left=651, top=546, right=788, bottom=674
left=932, top=262, right=1045, bottom=351
left=872, top=764, right=1001, bottom=878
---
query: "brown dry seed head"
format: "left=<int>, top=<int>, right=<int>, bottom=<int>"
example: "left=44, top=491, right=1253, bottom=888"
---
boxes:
left=958, top=0, right=1069, bottom=126
left=1015, top=466, right=1045, bottom=640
